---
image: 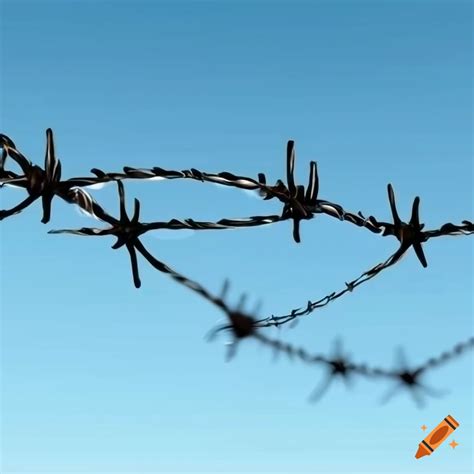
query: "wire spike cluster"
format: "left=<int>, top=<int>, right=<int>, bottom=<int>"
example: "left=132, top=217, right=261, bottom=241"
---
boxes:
left=206, top=279, right=263, bottom=361
left=379, top=346, right=443, bottom=408
left=367, top=184, right=429, bottom=268
left=258, top=140, right=322, bottom=243
left=0, top=129, right=101, bottom=223
left=308, top=338, right=355, bottom=402
left=1, top=129, right=473, bottom=406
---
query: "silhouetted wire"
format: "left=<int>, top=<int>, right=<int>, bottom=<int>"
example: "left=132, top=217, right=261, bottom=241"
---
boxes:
left=255, top=251, right=397, bottom=328
left=1, top=129, right=473, bottom=405
left=0, top=130, right=104, bottom=223
left=49, top=180, right=284, bottom=288
left=2, top=131, right=471, bottom=241
left=1, top=130, right=472, bottom=325
left=1, top=130, right=472, bottom=319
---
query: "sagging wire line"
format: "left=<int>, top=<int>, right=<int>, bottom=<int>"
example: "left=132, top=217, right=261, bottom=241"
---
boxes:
left=170, top=273, right=474, bottom=407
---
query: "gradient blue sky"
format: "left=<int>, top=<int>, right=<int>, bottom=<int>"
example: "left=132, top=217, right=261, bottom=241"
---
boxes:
left=0, top=1, right=472, bottom=473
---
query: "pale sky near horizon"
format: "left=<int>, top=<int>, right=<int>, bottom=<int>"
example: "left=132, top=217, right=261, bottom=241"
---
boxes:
left=1, top=1, right=473, bottom=473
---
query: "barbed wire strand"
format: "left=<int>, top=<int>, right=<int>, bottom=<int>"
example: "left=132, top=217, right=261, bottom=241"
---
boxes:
left=1, top=129, right=472, bottom=405
left=253, top=333, right=474, bottom=407
left=2, top=129, right=471, bottom=327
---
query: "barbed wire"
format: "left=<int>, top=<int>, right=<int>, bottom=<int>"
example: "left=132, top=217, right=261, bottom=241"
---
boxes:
left=1, top=128, right=472, bottom=405
left=253, top=333, right=474, bottom=407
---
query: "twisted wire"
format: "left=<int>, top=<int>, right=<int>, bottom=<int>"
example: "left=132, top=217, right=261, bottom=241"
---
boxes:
left=1, top=129, right=472, bottom=405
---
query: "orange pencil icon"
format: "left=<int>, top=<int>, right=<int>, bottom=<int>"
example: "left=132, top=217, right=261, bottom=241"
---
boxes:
left=415, top=414, right=459, bottom=459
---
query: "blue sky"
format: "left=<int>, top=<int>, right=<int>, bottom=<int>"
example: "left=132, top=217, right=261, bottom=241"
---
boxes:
left=0, top=1, right=472, bottom=473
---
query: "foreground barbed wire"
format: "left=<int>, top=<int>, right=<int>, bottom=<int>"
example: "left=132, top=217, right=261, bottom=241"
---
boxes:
left=1, top=128, right=472, bottom=405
